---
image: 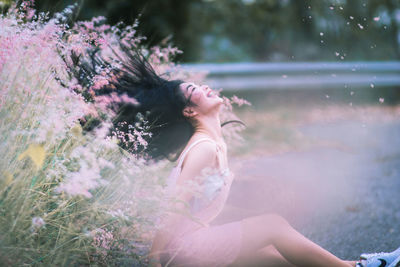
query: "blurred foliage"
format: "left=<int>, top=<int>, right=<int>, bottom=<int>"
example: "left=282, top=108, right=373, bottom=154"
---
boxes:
left=19, top=0, right=400, bottom=62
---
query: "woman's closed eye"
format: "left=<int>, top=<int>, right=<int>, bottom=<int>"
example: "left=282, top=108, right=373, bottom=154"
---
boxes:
left=186, top=84, right=197, bottom=92
left=184, top=84, right=197, bottom=104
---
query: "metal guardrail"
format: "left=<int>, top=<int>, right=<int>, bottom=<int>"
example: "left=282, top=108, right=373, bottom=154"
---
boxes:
left=181, top=61, right=400, bottom=91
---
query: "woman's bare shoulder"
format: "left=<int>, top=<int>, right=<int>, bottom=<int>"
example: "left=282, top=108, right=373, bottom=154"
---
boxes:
left=180, top=140, right=217, bottom=171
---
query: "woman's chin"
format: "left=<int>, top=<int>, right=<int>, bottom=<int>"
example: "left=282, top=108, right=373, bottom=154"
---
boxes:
left=215, top=98, right=225, bottom=110
left=213, top=97, right=224, bottom=107
left=213, top=94, right=223, bottom=102
left=204, top=99, right=223, bottom=114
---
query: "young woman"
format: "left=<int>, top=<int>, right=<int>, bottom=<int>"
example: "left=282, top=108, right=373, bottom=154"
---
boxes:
left=146, top=80, right=400, bottom=267
left=76, top=48, right=400, bottom=267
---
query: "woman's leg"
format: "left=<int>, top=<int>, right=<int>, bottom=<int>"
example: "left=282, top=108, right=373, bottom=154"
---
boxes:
left=230, top=245, right=295, bottom=267
left=231, top=245, right=356, bottom=267
left=234, top=213, right=357, bottom=267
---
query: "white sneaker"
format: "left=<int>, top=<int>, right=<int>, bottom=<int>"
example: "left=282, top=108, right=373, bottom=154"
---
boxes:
left=359, top=257, right=390, bottom=267
left=359, top=247, right=400, bottom=267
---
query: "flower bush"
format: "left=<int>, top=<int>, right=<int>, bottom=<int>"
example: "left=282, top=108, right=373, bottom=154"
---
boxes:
left=0, top=1, right=247, bottom=265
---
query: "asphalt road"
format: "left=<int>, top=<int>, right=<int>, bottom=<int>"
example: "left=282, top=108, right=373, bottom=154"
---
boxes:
left=213, top=118, right=400, bottom=261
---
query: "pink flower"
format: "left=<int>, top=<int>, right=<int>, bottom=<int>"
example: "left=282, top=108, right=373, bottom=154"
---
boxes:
left=92, top=75, right=110, bottom=90
left=32, top=216, right=46, bottom=229
left=91, top=228, right=115, bottom=257
left=55, top=163, right=103, bottom=198
left=230, top=95, right=251, bottom=107
left=120, top=93, right=139, bottom=105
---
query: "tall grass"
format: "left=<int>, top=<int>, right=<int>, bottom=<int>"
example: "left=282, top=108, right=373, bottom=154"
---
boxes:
left=0, top=2, right=246, bottom=265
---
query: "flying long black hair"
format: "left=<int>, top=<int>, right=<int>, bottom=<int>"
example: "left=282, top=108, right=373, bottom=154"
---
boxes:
left=68, top=44, right=244, bottom=162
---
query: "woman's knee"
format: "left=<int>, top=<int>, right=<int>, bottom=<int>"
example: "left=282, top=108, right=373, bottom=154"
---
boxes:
left=241, top=213, right=291, bottom=243
left=242, top=213, right=290, bottom=232
left=256, top=213, right=292, bottom=243
left=259, top=213, right=290, bottom=230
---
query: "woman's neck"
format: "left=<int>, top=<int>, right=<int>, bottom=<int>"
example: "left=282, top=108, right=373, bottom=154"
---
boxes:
left=192, top=113, right=223, bottom=143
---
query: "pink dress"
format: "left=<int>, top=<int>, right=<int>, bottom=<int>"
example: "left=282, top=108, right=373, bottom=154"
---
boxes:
left=160, top=138, right=243, bottom=267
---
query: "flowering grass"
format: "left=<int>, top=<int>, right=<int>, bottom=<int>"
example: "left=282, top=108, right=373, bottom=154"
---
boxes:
left=0, top=2, right=247, bottom=265
left=0, top=5, right=165, bottom=265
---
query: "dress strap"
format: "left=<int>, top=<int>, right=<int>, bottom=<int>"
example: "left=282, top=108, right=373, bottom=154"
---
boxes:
left=176, top=138, right=216, bottom=170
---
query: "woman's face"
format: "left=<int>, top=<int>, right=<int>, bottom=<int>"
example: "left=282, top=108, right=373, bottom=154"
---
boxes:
left=180, top=82, right=223, bottom=118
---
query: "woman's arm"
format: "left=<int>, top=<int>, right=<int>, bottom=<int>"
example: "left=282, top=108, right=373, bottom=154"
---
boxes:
left=148, top=141, right=218, bottom=265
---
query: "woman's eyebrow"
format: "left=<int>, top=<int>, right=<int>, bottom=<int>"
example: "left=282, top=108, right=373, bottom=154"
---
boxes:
left=186, top=84, right=194, bottom=91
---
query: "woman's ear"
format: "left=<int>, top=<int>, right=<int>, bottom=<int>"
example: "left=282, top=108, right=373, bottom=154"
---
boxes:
left=183, top=107, right=198, bottom=118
